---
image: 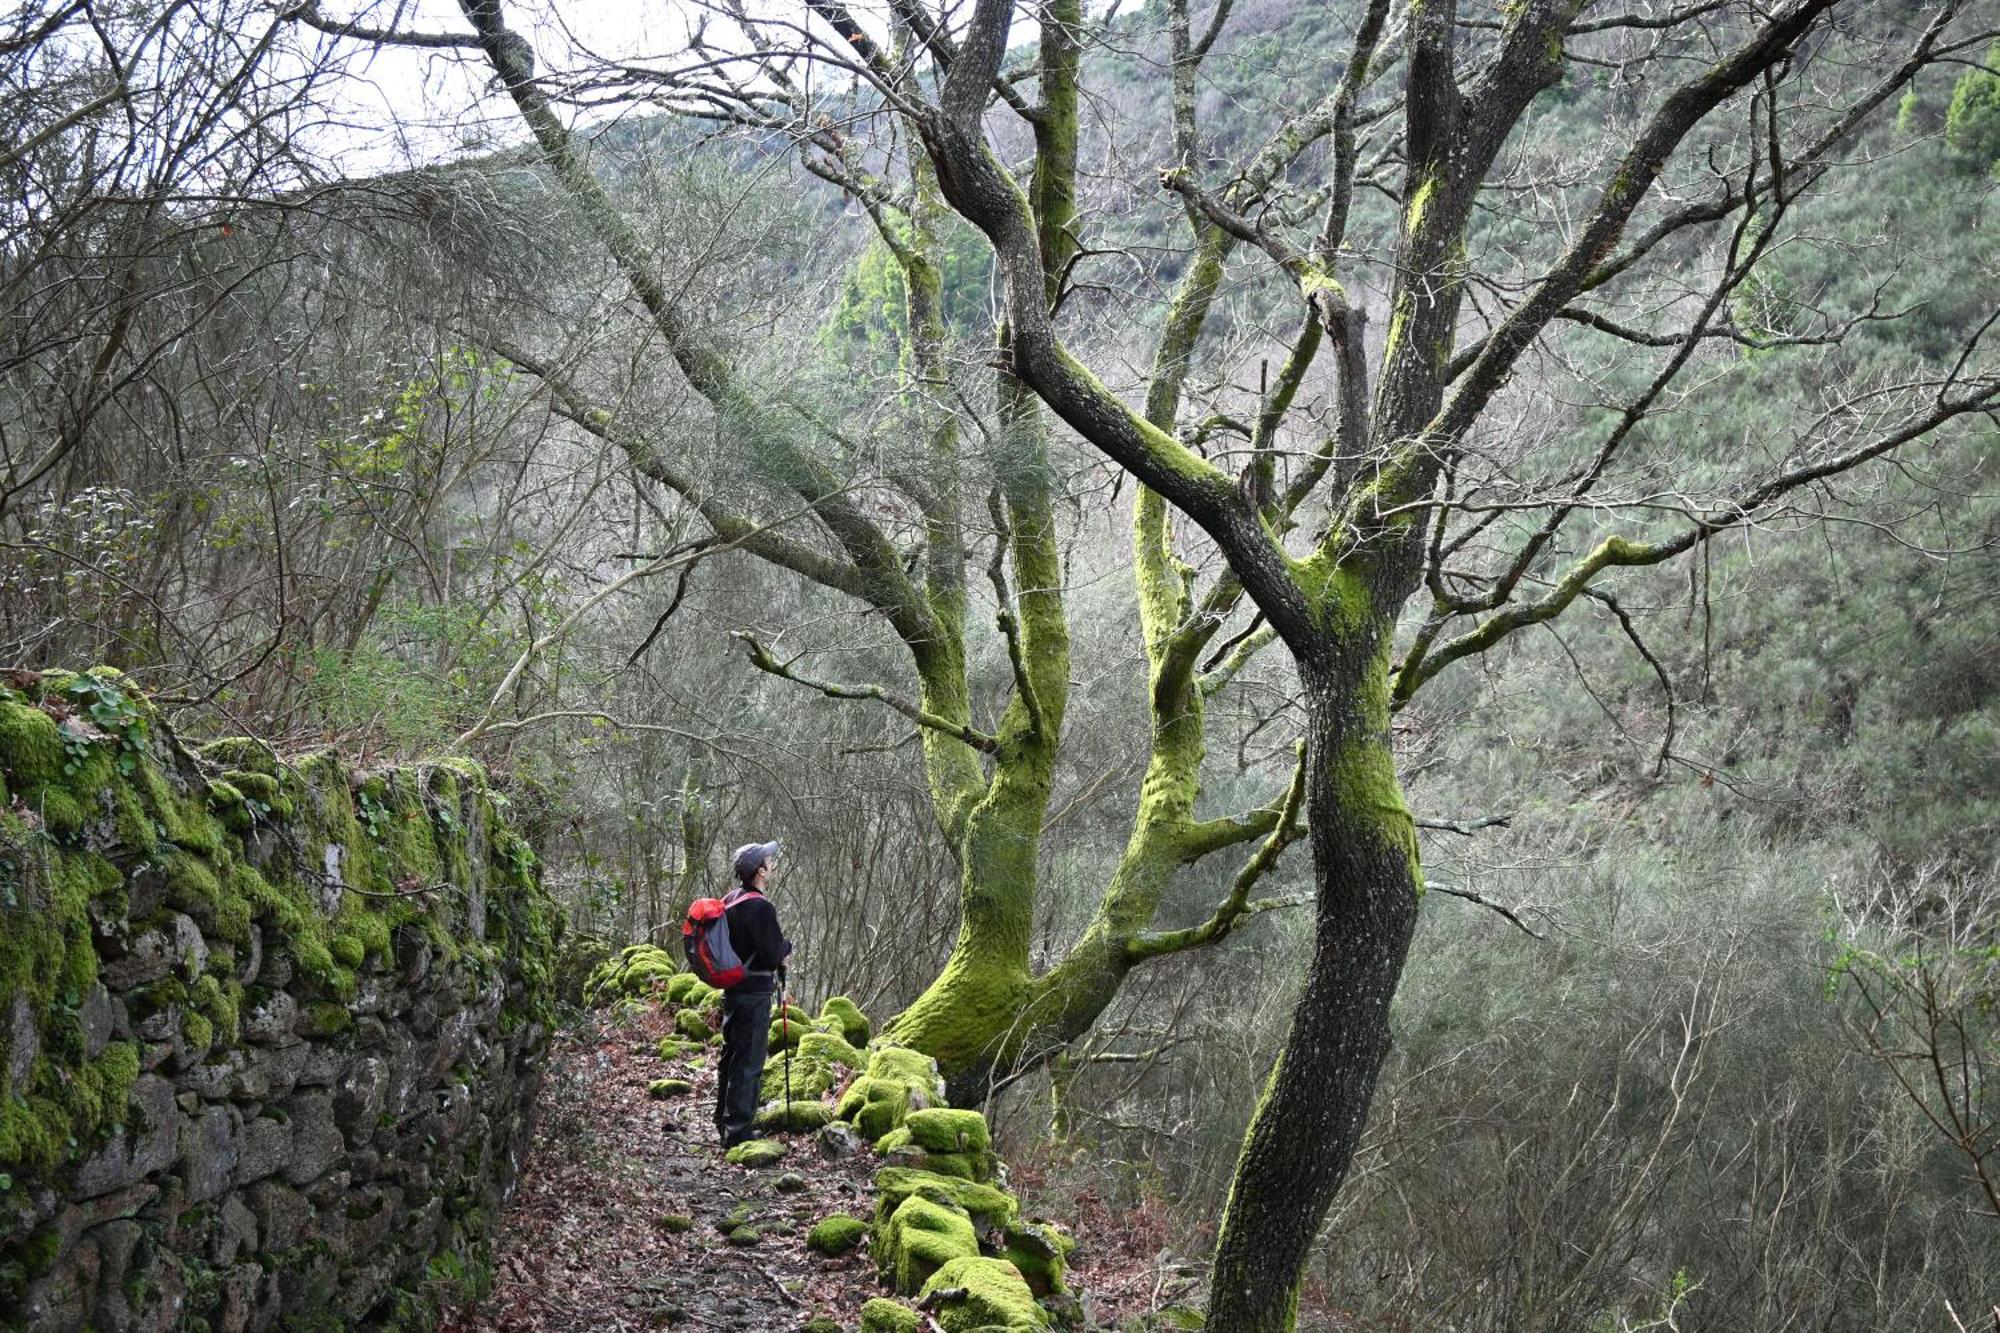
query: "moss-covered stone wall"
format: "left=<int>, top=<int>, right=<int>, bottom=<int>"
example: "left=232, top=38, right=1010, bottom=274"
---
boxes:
left=0, top=669, right=556, bottom=1330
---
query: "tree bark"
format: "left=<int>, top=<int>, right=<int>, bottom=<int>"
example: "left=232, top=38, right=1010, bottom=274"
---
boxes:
left=1204, top=637, right=1419, bottom=1330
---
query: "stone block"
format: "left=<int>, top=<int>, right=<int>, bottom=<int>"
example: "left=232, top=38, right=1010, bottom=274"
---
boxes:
left=215, top=1262, right=263, bottom=1333
left=234, top=1113, right=292, bottom=1187
left=281, top=1091, right=343, bottom=1186
left=183, top=1048, right=244, bottom=1100
left=72, top=1075, right=176, bottom=1199
left=215, top=1193, right=259, bottom=1266
left=6, top=992, right=36, bottom=1087
left=86, top=1218, right=144, bottom=1316
left=246, top=1180, right=310, bottom=1252
left=99, top=927, right=175, bottom=990
left=240, top=991, right=298, bottom=1046
left=179, top=1103, right=242, bottom=1203
left=333, top=1056, right=389, bottom=1140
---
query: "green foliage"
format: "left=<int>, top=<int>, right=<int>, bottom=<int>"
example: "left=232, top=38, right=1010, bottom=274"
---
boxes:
left=822, top=220, right=993, bottom=354
left=1945, top=41, right=2000, bottom=171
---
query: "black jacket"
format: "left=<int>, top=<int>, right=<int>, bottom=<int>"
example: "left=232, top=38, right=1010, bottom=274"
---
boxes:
left=723, top=890, right=791, bottom=993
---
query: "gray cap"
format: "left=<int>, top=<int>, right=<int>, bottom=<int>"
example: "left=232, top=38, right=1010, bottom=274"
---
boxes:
left=731, top=840, right=781, bottom=885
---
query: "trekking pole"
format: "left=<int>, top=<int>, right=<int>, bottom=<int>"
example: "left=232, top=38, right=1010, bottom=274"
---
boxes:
left=780, top=968, right=793, bottom=1112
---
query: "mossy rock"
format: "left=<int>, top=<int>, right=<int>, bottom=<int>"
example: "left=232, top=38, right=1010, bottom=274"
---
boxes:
left=550, top=931, right=614, bottom=1005
left=659, top=1213, right=695, bottom=1233
left=799, top=1319, right=843, bottom=1333
left=834, top=1046, right=945, bottom=1141
left=776, top=1171, right=807, bottom=1193
left=818, top=995, right=872, bottom=1047
left=647, top=1078, right=694, bottom=1098
left=860, top=1299, right=924, bottom=1333
left=904, top=1108, right=991, bottom=1155
left=767, top=1003, right=813, bottom=1050
left=757, top=1100, right=833, bottom=1132
left=873, top=1167, right=1017, bottom=1234
left=726, top=1225, right=761, bottom=1246
left=878, top=1115, right=996, bottom=1181
left=917, top=1256, right=1049, bottom=1331
left=716, top=1201, right=759, bottom=1233
left=656, top=1036, right=705, bottom=1061
left=806, top=1212, right=869, bottom=1257
left=875, top=1193, right=980, bottom=1294
left=198, top=736, right=279, bottom=774
left=908, top=1150, right=991, bottom=1182
left=761, top=1029, right=863, bottom=1104
left=1001, top=1218, right=1074, bottom=1297
left=675, top=1009, right=715, bottom=1042
left=582, top=943, right=681, bottom=1007
left=1126, top=1308, right=1204, bottom=1331
left=725, top=1138, right=789, bottom=1167
left=665, top=970, right=724, bottom=1007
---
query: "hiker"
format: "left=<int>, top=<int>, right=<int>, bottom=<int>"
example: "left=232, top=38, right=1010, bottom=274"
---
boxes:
left=713, top=839, right=792, bottom=1149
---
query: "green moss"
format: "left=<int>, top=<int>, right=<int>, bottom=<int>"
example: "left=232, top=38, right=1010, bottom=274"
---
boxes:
left=199, top=737, right=279, bottom=774
left=725, top=1139, right=788, bottom=1167
left=818, top=995, right=872, bottom=1046
left=329, top=934, right=366, bottom=969
left=873, top=1167, right=1017, bottom=1234
left=834, top=1046, right=947, bottom=1142
left=903, top=1108, right=990, bottom=1155
left=659, top=1213, right=694, bottom=1233
left=19, top=1226, right=61, bottom=1277
left=861, top=1298, right=924, bottom=1333
left=675, top=1009, right=714, bottom=1042
left=0, top=1039, right=139, bottom=1177
left=301, top=1001, right=353, bottom=1037
left=807, top=1212, right=869, bottom=1257
left=915, top=1256, right=1049, bottom=1331
left=583, top=941, right=684, bottom=1003
left=189, top=973, right=241, bottom=1045
left=726, top=1225, right=761, bottom=1246
left=0, top=697, right=113, bottom=836
left=875, top=1193, right=979, bottom=1294
left=1001, top=1218, right=1074, bottom=1297
left=756, top=1100, right=833, bottom=1132
left=903, top=1150, right=987, bottom=1182
left=646, top=1078, right=693, bottom=1098
left=767, top=1003, right=813, bottom=1050
left=661, top=969, right=703, bottom=1005
left=760, top=1028, right=862, bottom=1103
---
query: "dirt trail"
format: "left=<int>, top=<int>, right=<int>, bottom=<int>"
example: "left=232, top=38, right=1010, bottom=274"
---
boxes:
left=441, top=1001, right=1186, bottom=1331
left=440, top=1004, right=883, bottom=1332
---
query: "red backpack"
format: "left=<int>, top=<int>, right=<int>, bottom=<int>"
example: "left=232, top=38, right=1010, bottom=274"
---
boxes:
left=682, top=888, right=757, bottom=988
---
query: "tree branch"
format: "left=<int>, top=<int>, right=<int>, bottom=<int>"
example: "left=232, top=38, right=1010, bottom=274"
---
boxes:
left=1131, top=744, right=1308, bottom=959
left=732, top=631, right=999, bottom=755
left=1426, top=881, right=1546, bottom=940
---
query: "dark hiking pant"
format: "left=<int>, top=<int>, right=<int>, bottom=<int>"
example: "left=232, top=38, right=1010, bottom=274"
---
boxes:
left=715, top=988, right=773, bottom=1146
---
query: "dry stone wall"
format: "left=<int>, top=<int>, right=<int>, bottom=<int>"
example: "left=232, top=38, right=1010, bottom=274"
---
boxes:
left=0, top=669, right=556, bottom=1330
